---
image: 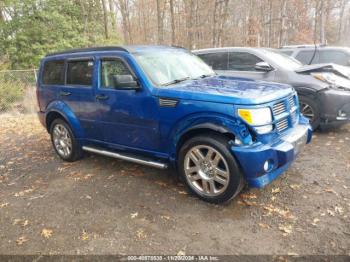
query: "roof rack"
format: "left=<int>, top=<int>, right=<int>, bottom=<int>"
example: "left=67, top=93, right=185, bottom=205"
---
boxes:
left=46, top=46, right=128, bottom=57
left=280, top=44, right=327, bottom=49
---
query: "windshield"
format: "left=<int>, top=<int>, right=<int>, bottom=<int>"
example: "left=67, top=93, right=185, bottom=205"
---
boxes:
left=267, top=49, right=302, bottom=70
left=133, top=51, right=215, bottom=86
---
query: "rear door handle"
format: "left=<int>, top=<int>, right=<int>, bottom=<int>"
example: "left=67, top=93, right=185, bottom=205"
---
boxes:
left=59, top=91, right=71, bottom=96
left=96, top=94, right=109, bottom=100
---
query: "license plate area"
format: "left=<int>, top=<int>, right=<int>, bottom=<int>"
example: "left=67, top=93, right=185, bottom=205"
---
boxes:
left=282, top=126, right=308, bottom=156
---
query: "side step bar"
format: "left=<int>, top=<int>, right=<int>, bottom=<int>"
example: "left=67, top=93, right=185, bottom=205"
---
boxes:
left=82, top=146, right=168, bottom=169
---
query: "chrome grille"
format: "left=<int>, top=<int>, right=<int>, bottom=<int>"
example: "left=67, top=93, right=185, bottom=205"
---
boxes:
left=272, top=101, right=286, bottom=116
left=276, top=118, right=288, bottom=132
left=288, top=96, right=296, bottom=109
left=291, top=110, right=298, bottom=124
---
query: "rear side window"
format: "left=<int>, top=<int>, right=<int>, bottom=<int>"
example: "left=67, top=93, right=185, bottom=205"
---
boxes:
left=319, top=50, right=349, bottom=65
left=66, top=60, right=94, bottom=86
left=280, top=50, right=293, bottom=56
left=295, top=50, right=319, bottom=64
left=101, top=59, right=132, bottom=88
left=42, top=60, right=65, bottom=85
left=228, top=52, right=263, bottom=71
left=198, top=52, right=228, bottom=70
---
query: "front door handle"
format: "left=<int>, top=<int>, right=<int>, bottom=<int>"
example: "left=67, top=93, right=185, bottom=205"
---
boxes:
left=96, top=94, right=109, bottom=100
left=59, top=91, right=71, bottom=96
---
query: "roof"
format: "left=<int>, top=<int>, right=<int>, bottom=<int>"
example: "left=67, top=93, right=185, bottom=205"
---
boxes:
left=46, top=45, right=188, bottom=57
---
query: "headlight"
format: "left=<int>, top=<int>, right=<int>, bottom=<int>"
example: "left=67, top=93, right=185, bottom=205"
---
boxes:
left=312, top=72, right=350, bottom=90
left=238, top=108, right=273, bottom=134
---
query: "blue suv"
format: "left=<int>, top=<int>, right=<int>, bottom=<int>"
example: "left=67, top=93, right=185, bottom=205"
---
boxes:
left=37, top=45, right=312, bottom=203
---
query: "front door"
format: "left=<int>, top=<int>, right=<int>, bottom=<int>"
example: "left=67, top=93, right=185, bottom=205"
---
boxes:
left=94, top=56, right=161, bottom=154
left=220, top=52, right=275, bottom=81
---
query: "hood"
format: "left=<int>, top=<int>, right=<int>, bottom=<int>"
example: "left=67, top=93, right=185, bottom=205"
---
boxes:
left=155, top=75, right=294, bottom=105
left=296, top=63, right=350, bottom=79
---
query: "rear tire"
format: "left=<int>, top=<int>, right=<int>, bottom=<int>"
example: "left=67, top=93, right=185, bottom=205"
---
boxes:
left=50, top=119, right=83, bottom=162
left=299, top=96, right=320, bottom=130
left=178, top=134, right=244, bottom=204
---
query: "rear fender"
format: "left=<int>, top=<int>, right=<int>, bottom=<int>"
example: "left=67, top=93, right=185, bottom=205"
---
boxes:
left=45, top=101, right=85, bottom=139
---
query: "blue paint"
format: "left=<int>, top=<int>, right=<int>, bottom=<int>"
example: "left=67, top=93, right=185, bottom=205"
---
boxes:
left=37, top=45, right=312, bottom=188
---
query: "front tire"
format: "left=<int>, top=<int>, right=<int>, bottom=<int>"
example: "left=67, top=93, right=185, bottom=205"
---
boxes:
left=299, top=96, right=320, bottom=130
left=178, top=134, right=244, bottom=204
left=50, top=119, right=83, bottom=162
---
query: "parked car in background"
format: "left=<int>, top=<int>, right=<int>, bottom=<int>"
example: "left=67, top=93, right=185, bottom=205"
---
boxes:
left=37, top=45, right=312, bottom=203
left=278, top=45, right=350, bottom=68
left=193, top=47, right=350, bottom=130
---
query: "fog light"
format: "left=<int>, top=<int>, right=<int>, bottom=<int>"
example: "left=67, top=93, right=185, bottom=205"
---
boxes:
left=339, top=110, right=347, bottom=117
left=337, top=110, right=347, bottom=120
left=263, top=159, right=274, bottom=172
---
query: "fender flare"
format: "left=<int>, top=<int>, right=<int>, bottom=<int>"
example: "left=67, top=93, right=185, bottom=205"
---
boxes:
left=45, top=101, right=85, bottom=139
left=168, top=114, right=252, bottom=160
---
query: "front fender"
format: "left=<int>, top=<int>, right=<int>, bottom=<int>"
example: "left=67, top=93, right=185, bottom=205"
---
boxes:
left=45, top=100, right=85, bottom=139
left=168, top=113, right=252, bottom=159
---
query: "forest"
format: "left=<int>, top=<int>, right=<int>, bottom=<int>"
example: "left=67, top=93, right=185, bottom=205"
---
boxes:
left=1, top=0, right=350, bottom=69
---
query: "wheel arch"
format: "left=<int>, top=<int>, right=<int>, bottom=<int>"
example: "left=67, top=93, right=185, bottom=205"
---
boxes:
left=45, top=101, right=85, bottom=138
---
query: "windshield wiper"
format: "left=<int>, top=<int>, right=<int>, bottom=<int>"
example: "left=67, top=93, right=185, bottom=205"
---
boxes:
left=194, top=74, right=215, bottom=80
left=163, top=77, right=190, bottom=86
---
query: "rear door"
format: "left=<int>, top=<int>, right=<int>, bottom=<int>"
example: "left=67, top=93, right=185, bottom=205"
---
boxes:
left=59, top=57, right=100, bottom=140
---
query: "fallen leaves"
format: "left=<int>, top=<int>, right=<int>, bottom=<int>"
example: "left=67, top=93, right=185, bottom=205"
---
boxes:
left=240, top=193, right=257, bottom=199
left=289, top=184, right=301, bottom=190
left=14, top=187, right=35, bottom=197
left=272, top=188, right=281, bottom=194
left=160, top=215, right=171, bottom=220
left=263, top=204, right=295, bottom=220
left=130, top=212, right=138, bottom=219
left=41, top=228, right=53, bottom=239
left=81, top=230, right=89, bottom=241
left=258, top=223, right=270, bottom=229
left=136, top=229, right=147, bottom=240
left=16, top=236, right=28, bottom=245
left=278, top=224, right=293, bottom=236
left=13, top=219, right=29, bottom=227
left=311, top=218, right=320, bottom=226
left=0, top=202, right=9, bottom=208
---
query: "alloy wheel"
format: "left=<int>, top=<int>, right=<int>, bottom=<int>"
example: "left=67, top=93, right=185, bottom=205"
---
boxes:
left=300, top=102, right=315, bottom=122
left=52, top=124, right=72, bottom=158
left=184, top=145, right=230, bottom=197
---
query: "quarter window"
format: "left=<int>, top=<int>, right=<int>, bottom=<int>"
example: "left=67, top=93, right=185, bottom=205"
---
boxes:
left=66, top=60, right=94, bottom=86
left=100, top=59, right=133, bottom=89
left=319, top=50, right=349, bottom=66
left=42, top=60, right=65, bottom=85
left=198, top=52, right=228, bottom=70
left=228, top=52, right=263, bottom=71
left=295, top=50, right=319, bottom=65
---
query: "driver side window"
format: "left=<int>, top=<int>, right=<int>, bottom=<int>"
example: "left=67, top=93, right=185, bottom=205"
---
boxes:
left=101, top=59, right=132, bottom=89
left=228, top=52, right=263, bottom=71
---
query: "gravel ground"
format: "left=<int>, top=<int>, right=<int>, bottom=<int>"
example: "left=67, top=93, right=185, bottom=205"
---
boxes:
left=0, top=115, right=349, bottom=255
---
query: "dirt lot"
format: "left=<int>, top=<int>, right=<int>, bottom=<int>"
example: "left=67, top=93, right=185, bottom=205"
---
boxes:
left=0, top=115, right=349, bottom=255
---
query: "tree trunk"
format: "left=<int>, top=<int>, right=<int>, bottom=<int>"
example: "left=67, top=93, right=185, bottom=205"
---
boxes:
left=156, top=0, right=164, bottom=44
left=169, top=0, right=175, bottom=45
left=101, top=0, right=109, bottom=39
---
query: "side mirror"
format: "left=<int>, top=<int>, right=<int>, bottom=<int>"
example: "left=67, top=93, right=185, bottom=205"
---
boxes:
left=255, top=62, right=273, bottom=72
left=112, top=75, right=139, bottom=89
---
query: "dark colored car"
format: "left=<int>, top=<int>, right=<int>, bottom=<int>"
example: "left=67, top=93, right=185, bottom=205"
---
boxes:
left=279, top=45, right=350, bottom=67
left=193, top=47, right=350, bottom=130
left=36, top=45, right=312, bottom=203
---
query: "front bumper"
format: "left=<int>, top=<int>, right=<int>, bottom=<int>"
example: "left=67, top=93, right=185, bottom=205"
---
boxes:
left=319, top=89, right=350, bottom=124
left=231, top=123, right=312, bottom=188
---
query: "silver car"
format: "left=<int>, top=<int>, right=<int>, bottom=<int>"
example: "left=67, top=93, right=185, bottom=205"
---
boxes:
left=193, top=47, right=350, bottom=130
